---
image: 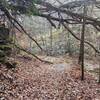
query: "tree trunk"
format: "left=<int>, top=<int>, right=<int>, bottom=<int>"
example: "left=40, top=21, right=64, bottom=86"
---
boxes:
left=78, top=4, right=86, bottom=80
left=50, top=24, right=53, bottom=56
left=99, top=61, right=100, bottom=83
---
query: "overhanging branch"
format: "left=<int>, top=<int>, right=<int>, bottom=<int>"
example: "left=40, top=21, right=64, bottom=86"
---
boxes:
left=0, top=4, right=43, bottom=51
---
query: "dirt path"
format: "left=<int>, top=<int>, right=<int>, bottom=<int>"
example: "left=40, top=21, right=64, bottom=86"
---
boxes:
left=13, top=55, right=99, bottom=100
left=40, top=55, right=77, bottom=71
left=0, top=55, right=100, bottom=100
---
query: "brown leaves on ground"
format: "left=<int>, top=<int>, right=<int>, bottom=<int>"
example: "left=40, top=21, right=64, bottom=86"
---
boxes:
left=0, top=55, right=100, bottom=100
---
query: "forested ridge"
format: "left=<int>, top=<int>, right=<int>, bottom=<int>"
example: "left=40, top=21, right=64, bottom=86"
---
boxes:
left=0, top=0, right=100, bottom=100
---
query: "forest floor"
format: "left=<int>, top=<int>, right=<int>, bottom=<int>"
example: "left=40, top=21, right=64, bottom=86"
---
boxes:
left=0, top=55, right=100, bottom=100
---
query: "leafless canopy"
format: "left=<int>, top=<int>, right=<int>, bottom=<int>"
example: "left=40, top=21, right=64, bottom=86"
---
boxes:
left=0, top=0, right=100, bottom=54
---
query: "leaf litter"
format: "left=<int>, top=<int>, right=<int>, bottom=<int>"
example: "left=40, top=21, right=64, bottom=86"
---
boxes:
left=0, top=55, right=100, bottom=100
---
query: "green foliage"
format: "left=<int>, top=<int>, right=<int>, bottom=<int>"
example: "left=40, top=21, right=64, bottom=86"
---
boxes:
left=0, top=26, right=12, bottom=63
left=26, top=2, right=39, bottom=16
left=0, top=0, right=41, bottom=16
left=32, top=0, right=40, bottom=3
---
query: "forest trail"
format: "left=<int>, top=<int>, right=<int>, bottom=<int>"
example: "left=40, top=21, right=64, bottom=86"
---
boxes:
left=15, top=55, right=100, bottom=99
left=40, top=55, right=99, bottom=72
left=16, top=55, right=99, bottom=85
left=40, top=55, right=76, bottom=72
left=16, top=55, right=76, bottom=83
left=0, top=55, right=100, bottom=100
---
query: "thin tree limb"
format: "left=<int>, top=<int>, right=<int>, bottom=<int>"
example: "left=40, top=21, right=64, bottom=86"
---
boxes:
left=12, top=43, right=53, bottom=64
left=62, top=23, right=100, bottom=53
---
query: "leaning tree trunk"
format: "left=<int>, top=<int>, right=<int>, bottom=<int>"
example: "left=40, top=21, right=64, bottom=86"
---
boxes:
left=0, top=24, right=12, bottom=64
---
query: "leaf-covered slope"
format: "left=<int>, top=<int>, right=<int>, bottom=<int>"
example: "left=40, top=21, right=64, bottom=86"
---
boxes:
left=0, top=55, right=100, bottom=100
